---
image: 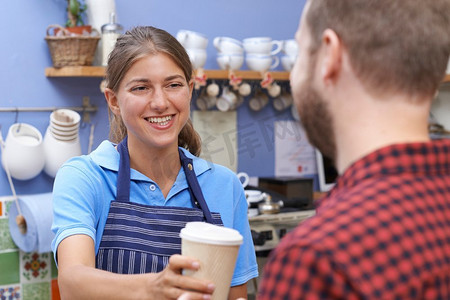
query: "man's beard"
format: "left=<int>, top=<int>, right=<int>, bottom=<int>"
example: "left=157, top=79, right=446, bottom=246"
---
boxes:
left=294, top=58, right=337, bottom=163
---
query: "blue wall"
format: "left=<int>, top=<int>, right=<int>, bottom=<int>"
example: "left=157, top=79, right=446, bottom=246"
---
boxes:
left=0, top=0, right=306, bottom=196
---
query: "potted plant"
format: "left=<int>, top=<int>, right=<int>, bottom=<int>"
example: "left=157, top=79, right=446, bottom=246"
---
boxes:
left=65, top=0, right=91, bottom=35
left=45, top=0, right=100, bottom=67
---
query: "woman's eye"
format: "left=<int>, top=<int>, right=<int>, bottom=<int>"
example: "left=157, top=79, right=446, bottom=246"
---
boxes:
left=131, top=86, right=147, bottom=92
left=168, top=83, right=183, bottom=89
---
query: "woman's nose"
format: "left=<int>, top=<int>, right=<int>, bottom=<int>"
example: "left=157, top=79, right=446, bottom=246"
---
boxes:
left=149, top=88, right=169, bottom=111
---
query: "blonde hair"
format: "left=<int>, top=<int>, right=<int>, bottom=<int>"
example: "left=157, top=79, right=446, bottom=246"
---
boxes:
left=105, top=26, right=202, bottom=156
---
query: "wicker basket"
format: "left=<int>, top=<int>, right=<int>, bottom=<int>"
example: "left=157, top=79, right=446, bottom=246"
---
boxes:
left=45, top=24, right=100, bottom=68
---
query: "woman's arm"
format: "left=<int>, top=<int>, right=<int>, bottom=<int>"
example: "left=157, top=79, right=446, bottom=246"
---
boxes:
left=228, top=283, right=247, bottom=300
left=57, top=235, right=215, bottom=300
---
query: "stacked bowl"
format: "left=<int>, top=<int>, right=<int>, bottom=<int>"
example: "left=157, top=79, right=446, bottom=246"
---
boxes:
left=43, top=109, right=82, bottom=178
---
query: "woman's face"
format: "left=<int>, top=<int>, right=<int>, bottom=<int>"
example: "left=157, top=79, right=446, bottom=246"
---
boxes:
left=110, top=52, right=193, bottom=151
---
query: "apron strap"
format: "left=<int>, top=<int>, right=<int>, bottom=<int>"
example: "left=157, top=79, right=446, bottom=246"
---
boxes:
left=178, top=149, right=215, bottom=224
left=116, top=137, right=131, bottom=202
left=116, top=137, right=216, bottom=224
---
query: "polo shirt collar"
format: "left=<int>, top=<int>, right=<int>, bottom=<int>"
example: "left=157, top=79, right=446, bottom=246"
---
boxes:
left=89, top=140, right=211, bottom=182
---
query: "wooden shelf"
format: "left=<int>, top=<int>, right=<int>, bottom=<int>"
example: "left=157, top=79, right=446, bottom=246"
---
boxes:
left=44, top=66, right=450, bottom=83
left=45, top=66, right=106, bottom=77
left=45, top=66, right=290, bottom=80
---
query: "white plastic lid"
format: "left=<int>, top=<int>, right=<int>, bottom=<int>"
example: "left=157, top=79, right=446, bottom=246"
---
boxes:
left=180, top=222, right=243, bottom=245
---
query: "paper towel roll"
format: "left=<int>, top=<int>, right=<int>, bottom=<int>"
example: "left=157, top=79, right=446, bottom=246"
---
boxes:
left=8, top=193, right=54, bottom=253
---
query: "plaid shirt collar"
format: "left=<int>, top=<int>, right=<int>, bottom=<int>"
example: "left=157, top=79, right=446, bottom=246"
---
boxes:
left=316, top=139, right=450, bottom=209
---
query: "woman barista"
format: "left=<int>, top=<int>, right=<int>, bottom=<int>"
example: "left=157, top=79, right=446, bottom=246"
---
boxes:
left=51, top=26, right=258, bottom=300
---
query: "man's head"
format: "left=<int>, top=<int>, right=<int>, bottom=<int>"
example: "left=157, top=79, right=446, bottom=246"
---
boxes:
left=291, top=0, right=450, bottom=160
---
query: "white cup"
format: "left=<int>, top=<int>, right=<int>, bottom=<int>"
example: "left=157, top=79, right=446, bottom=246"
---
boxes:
left=249, top=91, right=269, bottom=111
left=267, top=82, right=281, bottom=98
left=246, top=54, right=279, bottom=72
left=186, top=48, right=207, bottom=69
left=243, top=37, right=282, bottom=56
left=216, top=87, right=238, bottom=112
left=213, top=37, right=244, bottom=54
left=206, top=82, right=220, bottom=97
left=281, top=55, right=296, bottom=72
left=176, top=30, right=208, bottom=49
left=273, top=93, right=293, bottom=111
left=282, top=39, right=298, bottom=57
left=196, top=95, right=217, bottom=111
left=180, top=222, right=243, bottom=300
left=238, top=82, right=252, bottom=97
left=216, top=53, right=244, bottom=70
left=1, top=123, right=45, bottom=180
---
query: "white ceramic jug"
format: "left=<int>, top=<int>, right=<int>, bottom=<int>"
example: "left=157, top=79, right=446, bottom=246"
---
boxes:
left=1, top=123, right=45, bottom=180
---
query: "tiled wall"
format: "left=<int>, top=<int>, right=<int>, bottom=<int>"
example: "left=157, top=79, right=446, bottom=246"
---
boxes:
left=0, top=196, right=60, bottom=300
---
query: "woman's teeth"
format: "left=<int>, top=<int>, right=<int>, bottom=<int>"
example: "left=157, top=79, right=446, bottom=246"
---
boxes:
left=147, top=115, right=172, bottom=126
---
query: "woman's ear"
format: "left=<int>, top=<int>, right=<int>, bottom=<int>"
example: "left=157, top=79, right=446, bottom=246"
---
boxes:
left=104, top=88, right=120, bottom=116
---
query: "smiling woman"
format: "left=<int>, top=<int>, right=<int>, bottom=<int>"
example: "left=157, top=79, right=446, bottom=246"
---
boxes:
left=50, top=26, right=258, bottom=300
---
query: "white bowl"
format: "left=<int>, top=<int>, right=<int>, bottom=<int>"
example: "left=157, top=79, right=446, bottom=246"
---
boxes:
left=43, top=127, right=81, bottom=178
left=50, top=109, right=81, bottom=127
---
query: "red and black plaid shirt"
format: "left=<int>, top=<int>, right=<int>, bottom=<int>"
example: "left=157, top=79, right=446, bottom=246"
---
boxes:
left=258, top=140, right=450, bottom=299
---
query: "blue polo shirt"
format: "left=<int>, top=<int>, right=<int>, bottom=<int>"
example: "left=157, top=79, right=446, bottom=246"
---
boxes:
left=51, top=140, right=258, bottom=286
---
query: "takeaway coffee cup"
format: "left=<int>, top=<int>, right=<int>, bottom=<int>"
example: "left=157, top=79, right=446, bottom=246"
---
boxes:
left=180, top=222, right=243, bottom=300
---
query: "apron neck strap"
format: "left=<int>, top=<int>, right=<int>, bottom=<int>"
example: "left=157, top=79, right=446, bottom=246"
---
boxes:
left=116, top=137, right=131, bottom=202
left=116, top=137, right=215, bottom=224
left=178, top=148, right=215, bottom=224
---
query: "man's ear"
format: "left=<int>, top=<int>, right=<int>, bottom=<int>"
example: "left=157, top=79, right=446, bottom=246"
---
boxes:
left=320, top=29, right=343, bottom=84
left=104, top=88, right=120, bottom=115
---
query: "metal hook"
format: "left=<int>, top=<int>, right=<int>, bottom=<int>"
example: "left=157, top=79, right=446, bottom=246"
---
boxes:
left=14, top=108, right=22, bottom=133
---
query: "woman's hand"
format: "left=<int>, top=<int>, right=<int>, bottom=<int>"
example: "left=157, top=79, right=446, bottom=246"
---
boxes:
left=147, top=254, right=215, bottom=300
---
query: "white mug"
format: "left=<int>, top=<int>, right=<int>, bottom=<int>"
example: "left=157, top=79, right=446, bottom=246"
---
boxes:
left=186, top=48, right=207, bottom=69
left=249, top=91, right=269, bottom=111
left=206, top=82, right=220, bottom=97
left=281, top=55, right=296, bottom=72
left=196, top=95, right=217, bottom=111
left=268, top=82, right=281, bottom=98
left=243, top=37, right=283, bottom=56
left=1, top=123, right=45, bottom=180
left=216, top=87, right=238, bottom=112
left=282, top=39, right=298, bottom=57
left=273, top=93, right=293, bottom=111
left=246, top=54, right=280, bottom=72
left=238, top=82, right=252, bottom=96
left=213, top=37, right=244, bottom=54
left=216, top=53, right=244, bottom=70
left=176, top=30, right=208, bottom=49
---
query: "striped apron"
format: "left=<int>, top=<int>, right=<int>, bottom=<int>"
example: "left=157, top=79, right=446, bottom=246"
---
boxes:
left=96, top=137, right=223, bottom=274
